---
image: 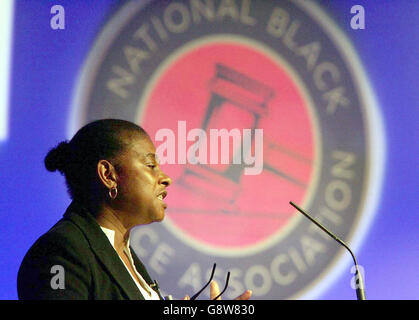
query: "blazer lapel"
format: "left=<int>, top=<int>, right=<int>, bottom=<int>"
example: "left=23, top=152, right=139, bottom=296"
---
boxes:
left=63, top=201, right=145, bottom=300
left=130, top=248, right=164, bottom=300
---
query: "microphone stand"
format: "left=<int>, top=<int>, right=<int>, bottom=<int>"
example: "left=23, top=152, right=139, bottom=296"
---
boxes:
left=289, top=201, right=366, bottom=300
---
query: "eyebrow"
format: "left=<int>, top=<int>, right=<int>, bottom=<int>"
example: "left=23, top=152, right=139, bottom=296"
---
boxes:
left=144, top=153, right=159, bottom=163
left=132, top=148, right=159, bottom=163
left=145, top=152, right=156, bottom=158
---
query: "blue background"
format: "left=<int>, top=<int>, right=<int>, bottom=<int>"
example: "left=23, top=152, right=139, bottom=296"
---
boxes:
left=1, top=0, right=417, bottom=299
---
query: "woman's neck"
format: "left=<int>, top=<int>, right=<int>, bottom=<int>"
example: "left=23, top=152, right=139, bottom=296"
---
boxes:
left=95, top=205, right=131, bottom=253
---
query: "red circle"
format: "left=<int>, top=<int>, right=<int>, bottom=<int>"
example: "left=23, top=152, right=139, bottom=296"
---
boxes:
left=141, top=41, right=315, bottom=249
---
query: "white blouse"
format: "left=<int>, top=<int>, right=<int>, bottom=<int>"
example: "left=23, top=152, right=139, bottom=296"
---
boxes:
left=100, top=226, right=160, bottom=300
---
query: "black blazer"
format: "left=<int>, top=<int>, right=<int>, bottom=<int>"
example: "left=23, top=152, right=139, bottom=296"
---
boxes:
left=17, top=201, right=162, bottom=300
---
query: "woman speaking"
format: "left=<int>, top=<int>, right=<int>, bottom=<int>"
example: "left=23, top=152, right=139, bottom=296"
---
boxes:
left=17, top=119, right=252, bottom=300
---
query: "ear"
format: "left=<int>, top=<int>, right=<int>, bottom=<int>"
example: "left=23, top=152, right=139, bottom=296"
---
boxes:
left=97, top=160, right=118, bottom=189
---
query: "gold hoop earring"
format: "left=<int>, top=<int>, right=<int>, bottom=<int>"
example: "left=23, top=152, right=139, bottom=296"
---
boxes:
left=109, top=186, right=118, bottom=199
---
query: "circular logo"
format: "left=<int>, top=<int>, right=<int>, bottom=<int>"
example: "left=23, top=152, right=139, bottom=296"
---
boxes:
left=70, top=0, right=384, bottom=299
left=141, top=39, right=318, bottom=254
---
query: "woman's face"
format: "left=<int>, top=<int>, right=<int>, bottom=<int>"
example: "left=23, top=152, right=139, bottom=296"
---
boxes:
left=114, top=134, right=171, bottom=226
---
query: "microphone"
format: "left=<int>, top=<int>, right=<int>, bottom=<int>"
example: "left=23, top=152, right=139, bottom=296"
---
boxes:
left=190, top=263, right=216, bottom=300
left=212, top=271, right=230, bottom=300
left=289, top=201, right=366, bottom=300
left=150, top=279, right=172, bottom=300
left=190, top=263, right=231, bottom=300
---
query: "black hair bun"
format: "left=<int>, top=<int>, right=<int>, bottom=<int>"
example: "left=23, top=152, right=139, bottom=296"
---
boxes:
left=44, top=141, right=71, bottom=173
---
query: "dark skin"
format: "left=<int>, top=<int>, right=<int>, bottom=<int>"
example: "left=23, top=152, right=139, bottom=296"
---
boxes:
left=93, top=133, right=252, bottom=300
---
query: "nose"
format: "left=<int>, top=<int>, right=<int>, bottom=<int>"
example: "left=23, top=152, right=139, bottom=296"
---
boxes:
left=159, top=170, right=172, bottom=187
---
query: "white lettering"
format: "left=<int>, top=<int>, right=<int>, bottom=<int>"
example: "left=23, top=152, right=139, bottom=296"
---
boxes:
left=149, top=243, right=175, bottom=275
left=50, top=265, right=65, bottom=289
left=50, top=5, right=65, bottom=30
left=244, top=265, right=272, bottom=296
left=164, top=2, right=191, bottom=33
left=154, top=121, right=264, bottom=175
left=271, top=254, right=297, bottom=285
left=350, top=5, right=365, bottom=30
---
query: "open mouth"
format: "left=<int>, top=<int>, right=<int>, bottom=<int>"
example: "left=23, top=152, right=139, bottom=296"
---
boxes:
left=157, top=191, right=167, bottom=200
left=157, top=191, right=168, bottom=208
